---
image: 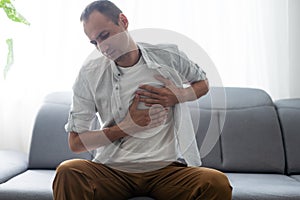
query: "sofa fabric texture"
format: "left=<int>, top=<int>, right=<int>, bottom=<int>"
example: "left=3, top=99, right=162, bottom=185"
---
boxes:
left=0, top=151, right=27, bottom=184
left=275, top=99, right=300, bottom=175
left=0, top=87, right=299, bottom=200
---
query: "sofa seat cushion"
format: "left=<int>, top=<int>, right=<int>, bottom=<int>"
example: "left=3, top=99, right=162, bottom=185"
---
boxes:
left=0, top=170, right=55, bottom=200
left=0, top=150, right=28, bottom=184
left=226, top=173, right=300, bottom=200
left=290, top=175, right=300, bottom=182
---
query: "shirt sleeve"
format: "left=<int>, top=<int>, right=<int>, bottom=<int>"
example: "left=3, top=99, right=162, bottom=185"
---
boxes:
left=65, top=71, right=97, bottom=134
left=175, top=47, right=207, bottom=84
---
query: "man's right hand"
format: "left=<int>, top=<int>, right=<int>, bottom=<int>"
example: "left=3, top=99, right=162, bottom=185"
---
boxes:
left=118, top=94, right=169, bottom=135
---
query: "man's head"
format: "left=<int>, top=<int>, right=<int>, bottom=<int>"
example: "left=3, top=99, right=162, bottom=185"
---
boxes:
left=80, top=0, right=122, bottom=25
left=81, top=1, right=137, bottom=65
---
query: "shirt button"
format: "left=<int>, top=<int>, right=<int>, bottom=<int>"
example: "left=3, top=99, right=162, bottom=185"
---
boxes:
left=116, top=86, right=118, bottom=90
left=119, top=107, right=122, bottom=110
left=118, top=73, right=121, bottom=76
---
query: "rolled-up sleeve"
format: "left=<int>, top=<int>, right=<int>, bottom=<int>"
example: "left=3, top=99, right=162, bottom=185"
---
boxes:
left=176, top=48, right=207, bottom=83
left=65, top=71, right=96, bottom=134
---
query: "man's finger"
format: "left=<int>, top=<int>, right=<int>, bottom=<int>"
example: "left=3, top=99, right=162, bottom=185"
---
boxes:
left=138, top=85, right=162, bottom=94
left=148, top=112, right=168, bottom=128
left=154, top=74, right=172, bottom=85
left=136, top=89, right=161, bottom=98
left=149, top=105, right=168, bottom=118
left=130, top=94, right=140, bottom=110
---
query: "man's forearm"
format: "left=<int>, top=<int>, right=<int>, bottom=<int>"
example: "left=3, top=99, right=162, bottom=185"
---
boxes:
left=69, top=125, right=127, bottom=153
left=181, top=79, right=209, bottom=102
left=69, top=93, right=169, bottom=153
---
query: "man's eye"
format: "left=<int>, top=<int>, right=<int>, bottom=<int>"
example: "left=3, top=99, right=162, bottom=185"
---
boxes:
left=90, top=32, right=110, bottom=46
left=100, top=33, right=109, bottom=40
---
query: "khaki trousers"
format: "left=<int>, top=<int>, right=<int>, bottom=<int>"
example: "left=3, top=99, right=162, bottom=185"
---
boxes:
left=53, top=159, right=232, bottom=200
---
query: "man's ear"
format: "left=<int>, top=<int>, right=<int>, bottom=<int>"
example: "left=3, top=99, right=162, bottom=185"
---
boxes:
left=118, top=13, right=128, bottom=29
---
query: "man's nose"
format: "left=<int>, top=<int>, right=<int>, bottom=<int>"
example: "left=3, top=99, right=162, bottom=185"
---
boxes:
left=98, top=42, right=109, bottom=55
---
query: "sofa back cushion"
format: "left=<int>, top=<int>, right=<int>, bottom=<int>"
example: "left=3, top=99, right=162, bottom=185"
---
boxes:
left=28, top=92, right=93, bottom=169
left=275, top=99, right=300, bottom=174
left=189, top=87, right=285, bottom=173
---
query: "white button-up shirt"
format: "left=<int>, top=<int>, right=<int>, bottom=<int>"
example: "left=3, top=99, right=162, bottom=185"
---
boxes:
left=66, top=42, right=207, bottom=167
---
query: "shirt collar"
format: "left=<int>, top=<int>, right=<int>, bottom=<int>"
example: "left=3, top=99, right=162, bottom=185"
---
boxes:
left=137, top=43, right=161, bottom=69
left=110, top=42, right=161, bottom=78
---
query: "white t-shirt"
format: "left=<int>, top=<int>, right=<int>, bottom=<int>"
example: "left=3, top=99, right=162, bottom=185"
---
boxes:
left=104, top=56, right=181, bottom=172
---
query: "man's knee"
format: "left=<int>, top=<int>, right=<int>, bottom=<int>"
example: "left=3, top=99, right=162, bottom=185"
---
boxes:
left=206, top=169, right=231, bottom=189
left=54, top=159, right=88, bottom=187
left=56, top=159, right=85, bottom=174
left=198, top=168, right=232, bottom=199
left=53, top=159, right=95, bottom=200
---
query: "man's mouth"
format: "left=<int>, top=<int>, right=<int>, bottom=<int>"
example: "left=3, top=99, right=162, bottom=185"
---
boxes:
left=104, top=49, right=115, bottom=58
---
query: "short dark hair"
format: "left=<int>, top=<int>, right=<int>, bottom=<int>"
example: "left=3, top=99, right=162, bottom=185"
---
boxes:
left=80, top=0, right=122, bottom=25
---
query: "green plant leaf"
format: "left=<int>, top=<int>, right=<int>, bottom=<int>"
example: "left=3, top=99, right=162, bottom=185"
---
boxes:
left=3, top=38, right=14, bottom=79
left=1, top=0, right=30, bottom=79
left=0, top=0, right=30, bottom=25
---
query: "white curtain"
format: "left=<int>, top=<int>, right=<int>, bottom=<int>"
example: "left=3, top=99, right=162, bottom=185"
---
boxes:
left=0, top=0, right=298, bottom=153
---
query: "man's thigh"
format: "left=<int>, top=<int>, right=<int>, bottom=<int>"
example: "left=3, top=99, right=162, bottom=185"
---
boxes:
left=145, top=163, right=231, bottom=200
left=55, top=159, right=138, bottom=200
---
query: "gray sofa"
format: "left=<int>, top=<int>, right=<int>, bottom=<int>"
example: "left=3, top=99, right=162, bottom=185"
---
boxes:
left=0, top=87, right=299, bottom=200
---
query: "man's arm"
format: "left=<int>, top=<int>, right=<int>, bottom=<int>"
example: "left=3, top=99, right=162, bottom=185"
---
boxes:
left=181, top=79, right=209, bottom=102
left=68, top=126, right=126, bottom=153
left=137, top=75, right=209, bottom=108
left=68, top=94, right=169, bottom=153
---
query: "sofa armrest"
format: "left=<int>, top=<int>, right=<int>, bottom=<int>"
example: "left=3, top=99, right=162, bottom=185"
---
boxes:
left=0, top=150, right=28, bottom=183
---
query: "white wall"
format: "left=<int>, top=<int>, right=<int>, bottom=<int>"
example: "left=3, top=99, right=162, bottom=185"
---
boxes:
left=289, top=0, right=300, bottom=98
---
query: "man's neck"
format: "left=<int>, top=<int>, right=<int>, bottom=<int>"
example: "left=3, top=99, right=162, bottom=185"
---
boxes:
left=115, top=43, right=141, bottom=67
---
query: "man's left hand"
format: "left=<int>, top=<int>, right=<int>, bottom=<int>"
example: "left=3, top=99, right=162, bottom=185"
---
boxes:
left=136, top=75, right=184, bottom=108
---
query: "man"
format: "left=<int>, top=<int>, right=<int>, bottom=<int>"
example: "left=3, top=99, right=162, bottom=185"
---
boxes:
left=53, top=1, right=232, bottom=199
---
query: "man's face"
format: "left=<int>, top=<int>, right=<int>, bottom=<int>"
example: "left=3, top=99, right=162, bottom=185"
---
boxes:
left=83, top=10, right=130, bottom=62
